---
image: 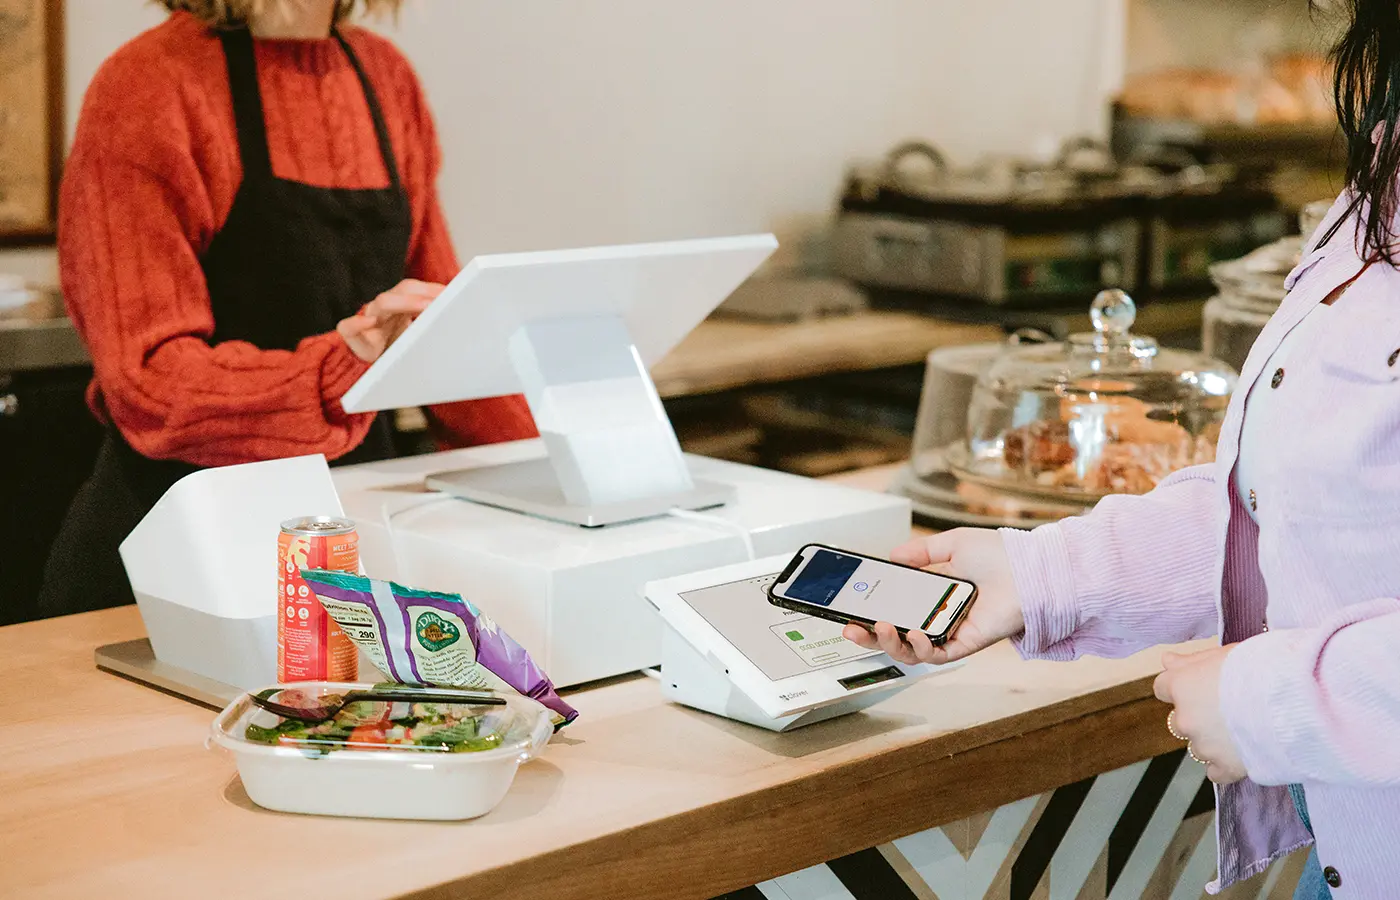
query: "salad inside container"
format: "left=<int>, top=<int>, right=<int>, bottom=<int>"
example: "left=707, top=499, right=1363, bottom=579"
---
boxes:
left=209, top=683, right=556, bottom=820
left=213, top=683, right=548, bottom=757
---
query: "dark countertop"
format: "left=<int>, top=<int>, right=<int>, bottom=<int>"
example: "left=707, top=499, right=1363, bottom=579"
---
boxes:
left=0, top=292, right=89, bottom=373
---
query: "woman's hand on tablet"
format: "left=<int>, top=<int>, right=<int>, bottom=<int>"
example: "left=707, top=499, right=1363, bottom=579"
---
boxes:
left=842, top=528, right=1024, bottom=665
left=338, top=279, right=444, bottom=363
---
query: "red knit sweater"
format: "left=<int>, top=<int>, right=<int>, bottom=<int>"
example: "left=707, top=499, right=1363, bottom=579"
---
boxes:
left=59, top=12, right=537, bottom=467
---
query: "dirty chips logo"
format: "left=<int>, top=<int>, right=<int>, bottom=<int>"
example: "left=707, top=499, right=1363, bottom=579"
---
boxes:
left=415, top=612, right=461, bottom=652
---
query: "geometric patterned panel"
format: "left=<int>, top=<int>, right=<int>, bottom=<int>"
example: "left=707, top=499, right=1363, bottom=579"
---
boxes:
left=713, top=750, right=1307, bottom=900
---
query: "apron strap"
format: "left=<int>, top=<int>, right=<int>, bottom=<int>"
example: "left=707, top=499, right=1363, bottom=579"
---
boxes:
left=334, top=29, right=405, bottom=192
left=218, top=27, right=403, bottom=192
left=218, top=28, right=275, bottom=181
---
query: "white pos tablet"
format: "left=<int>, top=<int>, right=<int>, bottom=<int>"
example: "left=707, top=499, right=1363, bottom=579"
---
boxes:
left=341, top=234, right=778, bottom=527
left=646, top=556, right=958, bottom=731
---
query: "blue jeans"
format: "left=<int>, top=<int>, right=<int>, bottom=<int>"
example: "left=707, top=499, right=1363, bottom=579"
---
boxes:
left=1289, top=784, right=1332, bottom=900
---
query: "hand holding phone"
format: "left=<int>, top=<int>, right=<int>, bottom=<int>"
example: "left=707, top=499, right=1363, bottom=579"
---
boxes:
left=766, top=543, right=977, bottom=647
left=844, top=529, right=1026, bottom=666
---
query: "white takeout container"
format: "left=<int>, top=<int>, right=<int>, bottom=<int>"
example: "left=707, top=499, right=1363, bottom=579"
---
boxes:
left=209, top=682, right=555, bottom=821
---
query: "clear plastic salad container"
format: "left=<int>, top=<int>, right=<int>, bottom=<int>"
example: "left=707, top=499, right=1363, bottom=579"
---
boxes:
left=209, top=683, right=555, bottom=821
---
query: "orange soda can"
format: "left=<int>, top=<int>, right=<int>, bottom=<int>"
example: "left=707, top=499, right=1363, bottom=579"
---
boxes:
left=278, top=517, right=360, bottom=683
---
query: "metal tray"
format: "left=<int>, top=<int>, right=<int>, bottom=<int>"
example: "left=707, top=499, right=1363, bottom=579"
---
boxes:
left=943, top=441, right=1119, bottom=504
left=890, top=460, right=1090, bottom=531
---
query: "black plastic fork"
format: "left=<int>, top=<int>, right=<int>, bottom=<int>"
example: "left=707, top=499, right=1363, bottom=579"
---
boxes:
left=248, top=686, right=506, bottom=723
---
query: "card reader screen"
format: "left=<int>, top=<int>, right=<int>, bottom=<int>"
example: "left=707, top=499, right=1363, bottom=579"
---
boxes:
left=679, top=574, right=881, bottom=682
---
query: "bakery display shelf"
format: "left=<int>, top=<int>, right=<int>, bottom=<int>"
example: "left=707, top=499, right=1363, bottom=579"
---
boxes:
left=739, top=392, right=912, bottom=451
left=1113, top=112, right=1343, bottom=164
left=775, top=444, right=904, bottom=479
left=675, top=424, right=765, bottom=463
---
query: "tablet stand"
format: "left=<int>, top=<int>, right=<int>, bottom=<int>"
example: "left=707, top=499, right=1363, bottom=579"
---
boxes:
left=426, top=314, right=735, bottom=527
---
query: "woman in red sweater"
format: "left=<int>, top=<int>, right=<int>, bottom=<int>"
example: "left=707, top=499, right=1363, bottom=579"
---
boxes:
left=38, top=0, right=537, bottom=616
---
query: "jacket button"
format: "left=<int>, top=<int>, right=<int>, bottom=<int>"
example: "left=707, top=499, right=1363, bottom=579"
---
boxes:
left=1390, top=348, right=1400, bottom=367
left=1324, top=866, right=1342, bottom=888
left=1271, top=368, right=1285, bottom=388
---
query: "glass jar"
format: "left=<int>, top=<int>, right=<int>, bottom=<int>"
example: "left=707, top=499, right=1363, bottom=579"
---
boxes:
left=949, top=289, right=1238, bottom=500
left=1300, top=198, right=1332, bottom=246
left=1200, top=199, right=1329, bottom=372
left=909, top=342, right=1004, bottom=481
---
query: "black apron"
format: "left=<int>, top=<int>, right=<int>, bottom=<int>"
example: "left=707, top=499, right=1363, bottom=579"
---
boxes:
left=38, top=28, right=410, bottom=618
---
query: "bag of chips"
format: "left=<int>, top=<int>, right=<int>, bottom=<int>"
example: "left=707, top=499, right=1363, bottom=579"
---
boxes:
left=299, top=570, right=578, bottom=727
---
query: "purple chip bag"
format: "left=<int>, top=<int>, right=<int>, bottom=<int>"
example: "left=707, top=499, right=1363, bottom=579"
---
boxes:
left=299, top=570, right=578, bottom=727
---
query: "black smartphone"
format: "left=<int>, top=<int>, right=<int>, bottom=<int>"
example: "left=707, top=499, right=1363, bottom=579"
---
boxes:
left=765, top=543, right=977, bottom=646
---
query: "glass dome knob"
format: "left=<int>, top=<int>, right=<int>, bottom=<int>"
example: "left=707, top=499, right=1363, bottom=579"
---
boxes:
left=1090, top=289, right=1136, bottom=336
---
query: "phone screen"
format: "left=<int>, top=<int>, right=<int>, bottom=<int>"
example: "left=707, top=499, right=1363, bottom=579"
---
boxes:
left=773, top=548, right=971, bottom=635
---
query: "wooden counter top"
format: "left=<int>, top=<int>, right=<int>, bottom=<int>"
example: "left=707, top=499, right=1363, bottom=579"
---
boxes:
left=0, top=466, right=1196, bottom=900
left=651, top=311, right=1000, bottom=398
left=649, top=298, right=1206, bottom=399
left=0, top=305, right=999, bottom=390
left=10, top=300, right=1204, bottom=398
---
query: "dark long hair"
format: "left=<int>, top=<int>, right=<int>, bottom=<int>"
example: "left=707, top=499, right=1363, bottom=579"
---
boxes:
left=1321, top=0, right=1400, bottom=261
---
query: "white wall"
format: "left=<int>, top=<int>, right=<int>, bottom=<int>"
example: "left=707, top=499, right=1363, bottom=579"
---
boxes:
left=390, top=0, right=1122, bottom=264
left=2, top=0, right=1123, bottom=283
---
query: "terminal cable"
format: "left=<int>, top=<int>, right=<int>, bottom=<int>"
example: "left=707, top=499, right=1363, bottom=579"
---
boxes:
left=666, top=507, right=756, bottom=562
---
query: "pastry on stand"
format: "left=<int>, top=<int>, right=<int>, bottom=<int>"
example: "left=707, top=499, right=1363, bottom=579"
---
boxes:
left=897, top=289, right=1238, bottom=529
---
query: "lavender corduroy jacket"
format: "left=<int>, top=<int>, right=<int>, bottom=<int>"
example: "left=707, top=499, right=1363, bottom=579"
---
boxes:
left=1001, top=192, right=1400, bottom=897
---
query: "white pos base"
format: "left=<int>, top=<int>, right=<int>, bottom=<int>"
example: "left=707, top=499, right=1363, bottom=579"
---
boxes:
left=426, top=459, right=736, bottom=528
left=658, top=625, right=906, bottom=732
left=332, top=442, right=912, bottom=689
